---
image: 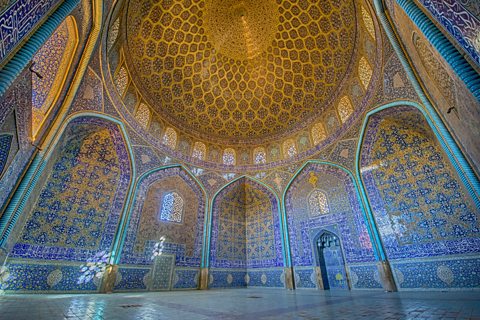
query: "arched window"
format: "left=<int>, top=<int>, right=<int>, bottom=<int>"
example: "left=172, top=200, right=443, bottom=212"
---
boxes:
left=253, top=147, right=267, bottom=164
left=223, top=148, right=236, bottom=165
left=31, top=16, right=78, bottom=138
left=361, top=6, right=375, bottom=40
left=337, top=96, right=354, bottom=123
left=311, top=122, right=327, bottom=145
left=114, top=66, right=129, bottom=96
left=135, top=103, right=151, bottom=129
left=159, top=192, right=184, bottom=223
left=309, top=189, right=330, bottom=216
left=107, top=18, right=120, bottom=52
left=192, top=142, right=206, bottom=160
left=162, top=127, right=177, bottom=149
left=283, top=139, right=297, bottom=158
left=359, top=57, right=373, bottom=90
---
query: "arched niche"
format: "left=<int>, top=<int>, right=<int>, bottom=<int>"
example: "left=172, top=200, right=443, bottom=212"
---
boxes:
left=31, top=16, right=78, bottom=139
left=359, top=105, right=479, bottom=290
left=284, top=162, right=378, bottom=290
left=116, top=166, right=206, bottom=291
left=4, top=116, right=132, bottom=292
left=209, top=177, right=284, bottom=288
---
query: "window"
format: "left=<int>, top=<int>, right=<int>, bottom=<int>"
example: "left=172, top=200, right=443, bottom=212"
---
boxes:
left=135, top=103, right=151, bottom=129
left=337, top=96, right=354, bottom=123
left=311, top=122, right=327, bottom=145
left=359, top=57, right=373, bottom=90
left=253, top=147, right=267, bottom=164
left=223, top=148, right=236, bottom=165
left=192, top=142, right=206, bottom=160
left=0, top=134, right=13, bottom=176
left=309, top=189, right=330, bottom=216
left=361, top=6, right=375, bottom=40
left=162, top=127, right=177, bottom=149
left=159, top=192, right=184, bottom=223
left=283, top=139, right=297, bottom=158
left=114, top=66, right=128, bottom=96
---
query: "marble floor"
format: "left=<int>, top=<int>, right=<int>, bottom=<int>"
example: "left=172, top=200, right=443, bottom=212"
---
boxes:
left=0, top=289, right=479, bottom=320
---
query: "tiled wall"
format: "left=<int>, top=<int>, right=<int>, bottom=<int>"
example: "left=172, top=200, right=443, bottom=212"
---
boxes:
left=360, top=107, right=480, bottom=290
left=285, top=163, right=378, bottom=290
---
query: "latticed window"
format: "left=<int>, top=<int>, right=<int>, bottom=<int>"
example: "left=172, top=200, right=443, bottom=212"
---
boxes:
left=311, top=122, right=327, bottom=145
left=159, top=192, right=184, bottom=223
left=114, top=66, right=128, bottom=96
left=283, top=139, right=297, bottom=158
left=309, top=189, right=330, bottom=216
left=223, top=148, right=236, bottom=165
left=162, top=127, right=177, bottom=149
left=253, top=147, right=267, bottom=164
left=361, top=6, right=375, bottom=40
left=359, top=57, right=373, bottom=90
left=337, top=96, right=354, bottom=123
left=135, top=103, right=151, bottom=129
left=192, top=142, right=206, bottom=160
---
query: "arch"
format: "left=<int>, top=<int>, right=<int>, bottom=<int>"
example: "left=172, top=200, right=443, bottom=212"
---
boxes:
left=311, top=229, right=350, bottom=290
left=162, top=127, right=177, bottom=149
left=134, top=103, right=151, bottom=129
left=31, top=15, right=79, bottom=139
left=283, top=139, right=297, bottom=158
left=308, top=189, right=330, bottom=216
left=358, top=57, right=373, bottom=90
left=192, top=142, right=207, bottom=160
left=222, top=148, right=236, bottom=166
left=337, top=96, right=354, bottom=123
left=311, top=122, right=327, bottom=145
left=253, top=147, right=267, bottom=165
left=207, top=175, right=287, bottom=270
left=159, top=191, right=184, bottom=223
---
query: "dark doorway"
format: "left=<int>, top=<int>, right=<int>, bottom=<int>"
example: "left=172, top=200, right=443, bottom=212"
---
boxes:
left=317, top=232, right=348, bottom=290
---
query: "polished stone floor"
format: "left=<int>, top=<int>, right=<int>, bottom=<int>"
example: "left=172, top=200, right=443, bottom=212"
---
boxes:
left=0, top=289, right=479, bottom=320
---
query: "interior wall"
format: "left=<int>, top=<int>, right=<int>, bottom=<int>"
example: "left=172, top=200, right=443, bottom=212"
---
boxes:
left=360, top=106, right=480, bottom=290
left=1, top=117, right=131, bottom=292
left=116, top=167, right=205, bottom=291
left=285, top=163, right=379, bottom=290
left=209, top=178, right=284, bottom=288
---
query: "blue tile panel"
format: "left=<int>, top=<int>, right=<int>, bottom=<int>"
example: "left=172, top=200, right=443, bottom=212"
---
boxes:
left=246, top=268, right=285, bottom=288
left=114, top=267, right=149, bottom=291
left=173, top=268, right=199, bottom=289
left=294, top=267, right=317, bottom=289
left=348, top=264, right=383, bottom=289
left=360, top=108, right=479, bottom=262
left=209, top=269, right=247, bottom=288
left=392, top=257, right=480, bottom=290
left=0, top=0, right=62, bottom=63
left=2, top=260, right=98, bottom=292
left=285, top=163, right=377, bottom=267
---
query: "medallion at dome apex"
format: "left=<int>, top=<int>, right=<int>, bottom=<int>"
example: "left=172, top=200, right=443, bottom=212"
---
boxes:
left=125, top=0, right=357, bottom=144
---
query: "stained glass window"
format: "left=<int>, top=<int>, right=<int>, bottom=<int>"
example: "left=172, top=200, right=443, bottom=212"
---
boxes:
left=192, top=142, right=206, bottom=160
left=114, top=66, right=128, bottom=96
left=253, top=147, right=267, bottom=164
left=337, top=96, right=354, bottom=123
left=309, top=189, right=330, bottom=216
left=162, top=127, right=177, bottom=149
left=361, top=6, right=376, bottom=40
left=135, top=103, right=151, bottom=129
left=311, top=122, right=327, bottom=145
left=359, top=57, right=373, bottom=90
left=159, top=192, right=184, bottom=223
left=223, top=148, right=236, bottom=165
left=283, top=139, right=297, bottom=158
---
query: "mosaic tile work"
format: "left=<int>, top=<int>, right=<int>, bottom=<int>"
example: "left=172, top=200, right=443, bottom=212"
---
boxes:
left=151, top=255, right=174, bottom=290
left=348, top=264, right=382, bottom=290
left=119, top=167, right=205, bottom=268
left=4, top=117, right=131, bottom=292
left=285, top=163, right=376, bottom=267
left=361, top=107, right=479, bottom=260
left=392, top=257, right=480, bottom=289
left=209, top=269, right=247, bottom=289
left=0, top=0, right=61, bottom=63
left=416, top=0, right=480, bottom=66
left=114, top=267, right=149, bottom=291
left=173, top=268, right=199, bottom=289
left=294, top=267, right=317, bottom=289
left=0, top=133, right=12, bottom=175
left=3, top=260, right=97, bottom=292
left=246, top=268, right=285, bottom=288
left=210, top=178, right=283, bottom=269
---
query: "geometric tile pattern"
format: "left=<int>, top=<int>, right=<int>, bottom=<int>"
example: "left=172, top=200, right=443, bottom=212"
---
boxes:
left=361, top=107, right=479, bottom=260
left=0, top=133, right=12, bottom=176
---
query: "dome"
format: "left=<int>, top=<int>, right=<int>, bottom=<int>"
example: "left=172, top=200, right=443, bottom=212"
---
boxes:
left=106, top=0, right=379, bottom=169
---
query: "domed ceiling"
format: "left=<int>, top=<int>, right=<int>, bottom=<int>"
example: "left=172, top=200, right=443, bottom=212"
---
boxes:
left=124, top=0, right=357, bottom=144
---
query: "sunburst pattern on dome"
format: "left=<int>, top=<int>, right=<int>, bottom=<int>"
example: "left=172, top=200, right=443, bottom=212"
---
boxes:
left=125, top=0, right=357, bottom=143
